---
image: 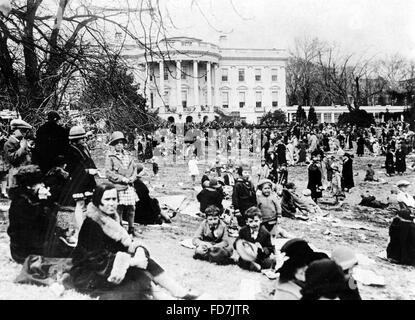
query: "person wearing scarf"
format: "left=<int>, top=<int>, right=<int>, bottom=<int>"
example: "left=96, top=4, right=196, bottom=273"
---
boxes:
left=70, top=183, right=200, bottom=300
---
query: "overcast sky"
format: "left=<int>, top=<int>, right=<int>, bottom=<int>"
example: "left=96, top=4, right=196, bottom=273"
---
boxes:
left=156, top=0, right=415, bottom=59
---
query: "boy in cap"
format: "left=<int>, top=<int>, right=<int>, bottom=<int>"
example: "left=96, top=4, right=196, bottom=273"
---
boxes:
left=192, top=205, right=234, bottom=265
left=256, top=179, right=283, bottom=235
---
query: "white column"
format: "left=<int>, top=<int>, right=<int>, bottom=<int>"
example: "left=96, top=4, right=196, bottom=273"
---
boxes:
left=144, top=63, right=150, bottom=106
left=214, top=64, right=220, bottom=108
left=193, top=60, right=199, bottom=110
left=321, top=112, right=324, bottom=123
left=331, top=112, right=335, bottom=123
left=206, top=62, right=212, bottom=107
left=278, top=66, right=287, bottom=110
left=176, top=60, right=182, bottom=112
left=159, top=61, right=165, bottom=110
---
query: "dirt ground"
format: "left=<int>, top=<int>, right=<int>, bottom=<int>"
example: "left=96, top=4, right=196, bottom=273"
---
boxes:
left=1, top=148, right=415, bottom=300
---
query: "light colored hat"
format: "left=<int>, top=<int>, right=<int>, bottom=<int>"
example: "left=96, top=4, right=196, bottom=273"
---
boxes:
left=69, top=126, right=86, bottom=140
left=257, top=179, right=273, bottom=189
left=331, top=247, right=358, bottom=271
left=235, top=239, right=258, bottom=262
left=302, top=189, right=312, bottom=196
left=109, top=131, right=127, bottom=146
left=396, top=180, right=411, bottom=187
left=10, top=119, right=32, bottom=130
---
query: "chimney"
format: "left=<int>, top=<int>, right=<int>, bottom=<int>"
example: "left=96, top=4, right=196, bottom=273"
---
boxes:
left=219, top=35, right=227, bottom=46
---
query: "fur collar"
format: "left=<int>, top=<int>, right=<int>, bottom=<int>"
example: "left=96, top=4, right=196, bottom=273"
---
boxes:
left=86, top=202, right=132, bottom=248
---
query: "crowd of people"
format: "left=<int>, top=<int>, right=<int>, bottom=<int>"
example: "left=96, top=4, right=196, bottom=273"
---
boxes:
left=2, top=111, right=415, bottom=300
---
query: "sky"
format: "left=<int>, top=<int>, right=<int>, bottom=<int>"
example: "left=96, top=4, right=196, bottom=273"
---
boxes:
left=156, top=0, right=415, bottom=59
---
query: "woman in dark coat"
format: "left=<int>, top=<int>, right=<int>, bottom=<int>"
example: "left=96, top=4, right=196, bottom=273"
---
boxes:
left=7, top=165, right=69, bottom=263
left=297, top=139, right=307, bottom=164
left=307, top=158, right=323, bottom=203
left=395, top=144, right=406, bottom=174
left=276, top=140, right=287, bottom=166
left=70, top=183, right=199, bottom=300
left=61, top=126, right=97, bottom=206
left=385, top=146, right=395, bottom=176
left=356, top=136, right=365, bottom=157
left=341, top=153, right=355, bottom=191
left=386, top=209, right=415, bottom=266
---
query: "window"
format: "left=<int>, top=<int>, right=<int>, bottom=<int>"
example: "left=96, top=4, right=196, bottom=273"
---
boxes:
left=222, top=92, right=229, bottom=108
left=222, top=69, right=228, bottom=82
left=181, top=65, right=187, bottom=80
left=149, top=72, right=153, bottom=81
left=255, top=68, right=261, bottom=81
left=271, top=69, right=278, bottom=82
left=272, top=91, right=278, bottom=107
left=238, top=69, right=245, bottom=82
left=255, top=91, right=262, bottom=108
left=164, top=67, right=168, bottom=81
left=239, top=92, right=245, bottom=108
left=150, top=92, right=154, bottom=108
left=181, top=90, right=187, bottom=108
left=163, top=91, right=169, bottom=108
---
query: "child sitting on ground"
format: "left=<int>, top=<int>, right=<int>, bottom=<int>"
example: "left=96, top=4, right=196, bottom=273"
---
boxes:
left=192, top=205, right=234, bottom=265
left=234, top=206, right=275, bottom=272
left=256, top=179, right=291, bottom=238
left=302, top=189, right=325, bottom=216
left=364, top=163, right=378, bottom=182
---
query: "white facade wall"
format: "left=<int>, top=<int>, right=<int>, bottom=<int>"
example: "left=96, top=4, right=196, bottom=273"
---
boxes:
left=129, top=37, right=288, bottom=123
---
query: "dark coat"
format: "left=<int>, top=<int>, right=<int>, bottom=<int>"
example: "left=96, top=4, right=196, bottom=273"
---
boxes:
left=395, top=149, right=406, bottom=173
left=61, top=143, right=97, bottom=206
left=7, top=187, right=57, bottom=263
left=4, top=135, right=31, bottom=168
left=276, top=143, right=287, bottom=165
left=386, top=217, right=415, bottom=266
left=385, top=151, right=395, bottom=174
left=33, top=121, right=69, bottom=173
left=196, top=188, right=224, bottom=213
left=235, top=225, right=274, bottom=258
left=44, top=166, right=70, bottom=204
left=356, top=137, right=365, bottom=156
left=134, top=178, right=162, bottom=225
left=232, top=178, right=257, bottom=215
left=70, top=217, right=156, bottom=299
left=307, top=163, right=322, bottom=199
left=341, top=158, right=354, bottom=190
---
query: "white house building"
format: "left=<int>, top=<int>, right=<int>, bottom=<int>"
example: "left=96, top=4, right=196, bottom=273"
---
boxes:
left=126, top=36, right=288, bottom=124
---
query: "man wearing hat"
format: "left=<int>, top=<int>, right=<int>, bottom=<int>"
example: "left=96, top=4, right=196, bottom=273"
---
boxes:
left=33, top=110, right=69, bottom=173
left=105, top=131, right=138, bottom=235
left=4, top=118, right=33, bottom=187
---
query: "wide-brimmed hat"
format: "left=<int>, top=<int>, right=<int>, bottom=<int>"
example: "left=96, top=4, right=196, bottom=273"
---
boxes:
left=331, top=247, right=358, bottom=271
left=396, top=180, right=410, bottom=188
left=69, top=126, right=86, bottom=140
left=302, top=189, right=312, bottom=196
left=257, top=179, right=273, bottom=189
left=10, top=119, right=32, bottom=130
left=235, top=239, right=258, bottom=262
left=109, top=131, right=127, bottom=146
left=280, top=238, right=328, bottom=261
